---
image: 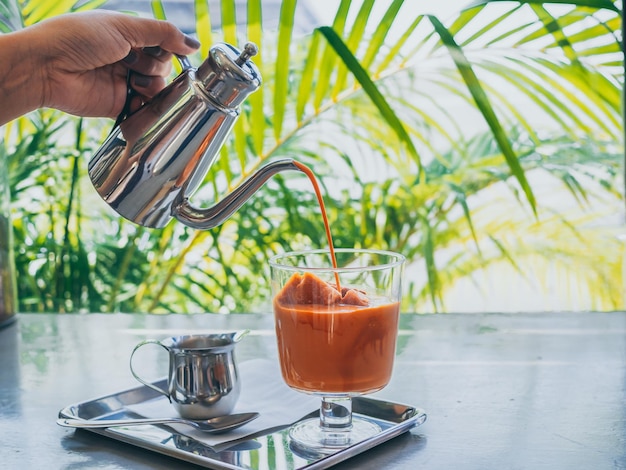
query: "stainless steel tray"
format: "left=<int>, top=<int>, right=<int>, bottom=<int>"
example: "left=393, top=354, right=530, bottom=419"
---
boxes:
left=59, top=379, right=427, bottom=469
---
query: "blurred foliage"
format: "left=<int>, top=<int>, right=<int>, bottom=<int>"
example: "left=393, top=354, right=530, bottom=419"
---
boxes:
left=0, top=0, right=623, bottom=313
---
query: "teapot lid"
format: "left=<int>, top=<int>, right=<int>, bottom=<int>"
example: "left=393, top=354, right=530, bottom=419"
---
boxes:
left=196, top=42, right=261, bottom=108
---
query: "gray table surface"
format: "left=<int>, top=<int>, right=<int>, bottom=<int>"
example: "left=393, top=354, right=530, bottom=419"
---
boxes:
left=1, top=312, right=625, bottom=469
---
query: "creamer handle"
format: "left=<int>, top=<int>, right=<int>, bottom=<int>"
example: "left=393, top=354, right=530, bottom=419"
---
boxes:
left=129, top=339, right=171, bottom=400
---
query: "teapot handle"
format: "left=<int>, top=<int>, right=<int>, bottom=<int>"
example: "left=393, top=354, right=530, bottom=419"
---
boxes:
left=114, top=53, right=194, bottom=127
left=175, top=54, right=193, bottom=71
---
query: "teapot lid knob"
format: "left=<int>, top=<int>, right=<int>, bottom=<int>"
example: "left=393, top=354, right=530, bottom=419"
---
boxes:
left=235, top=43, right=258, bottom=66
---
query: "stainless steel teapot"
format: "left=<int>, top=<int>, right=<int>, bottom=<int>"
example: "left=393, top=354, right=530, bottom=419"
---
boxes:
left=88, top=42, right=299, bottom=229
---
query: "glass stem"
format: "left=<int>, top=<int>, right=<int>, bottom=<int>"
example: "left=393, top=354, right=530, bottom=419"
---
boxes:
left=320, top=396, right=352, bottom=431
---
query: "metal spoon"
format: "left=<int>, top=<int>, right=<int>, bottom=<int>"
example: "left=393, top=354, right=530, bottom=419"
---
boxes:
left=57, top=411, right=259, bottom=433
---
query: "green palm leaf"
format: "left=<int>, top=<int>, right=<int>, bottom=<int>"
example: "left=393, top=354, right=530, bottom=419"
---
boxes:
left=272, top=0, right=297, bottom=140
left=427, top=14, right=538, bottom=214
left=2, top=0, right=622, bottom=313
left=0, top=0, right=22, bottom=31
left=464, top=0, right=619, bottom=13
left=317, top=26, right=424, bottom=179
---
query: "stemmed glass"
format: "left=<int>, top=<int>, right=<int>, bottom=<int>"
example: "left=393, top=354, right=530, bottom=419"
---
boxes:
left=269, top=248, right=405, bottom=456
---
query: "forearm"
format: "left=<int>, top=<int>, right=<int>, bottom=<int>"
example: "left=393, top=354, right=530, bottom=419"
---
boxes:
left=0, top=29, right=45, bottom=126
left=0, top=11, right=200, bottom=125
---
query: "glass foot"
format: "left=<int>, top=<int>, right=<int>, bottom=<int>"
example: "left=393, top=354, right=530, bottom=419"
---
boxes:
left=288, top=416, right=381, bottom=457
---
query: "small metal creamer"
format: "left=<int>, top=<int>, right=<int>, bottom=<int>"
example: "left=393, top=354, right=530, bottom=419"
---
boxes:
left=130, top=332, right=248, bottom=419
left=88, top=42, right=298, bottom=230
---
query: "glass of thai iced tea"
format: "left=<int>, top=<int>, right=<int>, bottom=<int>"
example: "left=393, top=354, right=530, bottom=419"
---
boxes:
left=270, top=248, right=405, bottom=455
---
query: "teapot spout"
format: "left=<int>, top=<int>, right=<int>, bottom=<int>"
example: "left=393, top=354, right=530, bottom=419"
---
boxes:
left=173, top=159, right=301, bottom=230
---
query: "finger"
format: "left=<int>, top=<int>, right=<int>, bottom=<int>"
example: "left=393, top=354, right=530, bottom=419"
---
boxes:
left=130, top=73, right=167, bottom=99
left=142, top=46, right=167, bottom=58
left=122, top=48, right=173, bottom=78
left=128, top=94, right=144, bottom=114
left=120, top=16, right=200, bottom=56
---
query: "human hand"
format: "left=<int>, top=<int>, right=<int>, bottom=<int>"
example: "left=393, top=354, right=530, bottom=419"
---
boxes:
left=0, top=10, right=200, bottom=123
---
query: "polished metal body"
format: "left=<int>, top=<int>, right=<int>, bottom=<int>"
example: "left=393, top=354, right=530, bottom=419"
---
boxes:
left=88, top=42, right=300, bottom=229
left=130, top=333, right=247, bottom=419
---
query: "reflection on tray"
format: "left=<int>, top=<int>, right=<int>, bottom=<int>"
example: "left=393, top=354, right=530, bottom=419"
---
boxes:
left=163, top=434, right=261, bottom=466
left=59, top=359, right=427, bottom=470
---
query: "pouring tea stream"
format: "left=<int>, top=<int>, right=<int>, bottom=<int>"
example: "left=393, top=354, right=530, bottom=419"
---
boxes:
left=88, top=41, right=301, bottom=230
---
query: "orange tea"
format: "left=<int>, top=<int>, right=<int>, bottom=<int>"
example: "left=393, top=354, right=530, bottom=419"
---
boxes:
left=273, top=163, right=401, bottom=394
left=293, top=161, right=341, bottom=289
left=274, top=272, right=400, bottom=394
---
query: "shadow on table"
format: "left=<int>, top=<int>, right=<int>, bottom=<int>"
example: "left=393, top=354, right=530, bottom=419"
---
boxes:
left=331, top=430, right=428, bottom=469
